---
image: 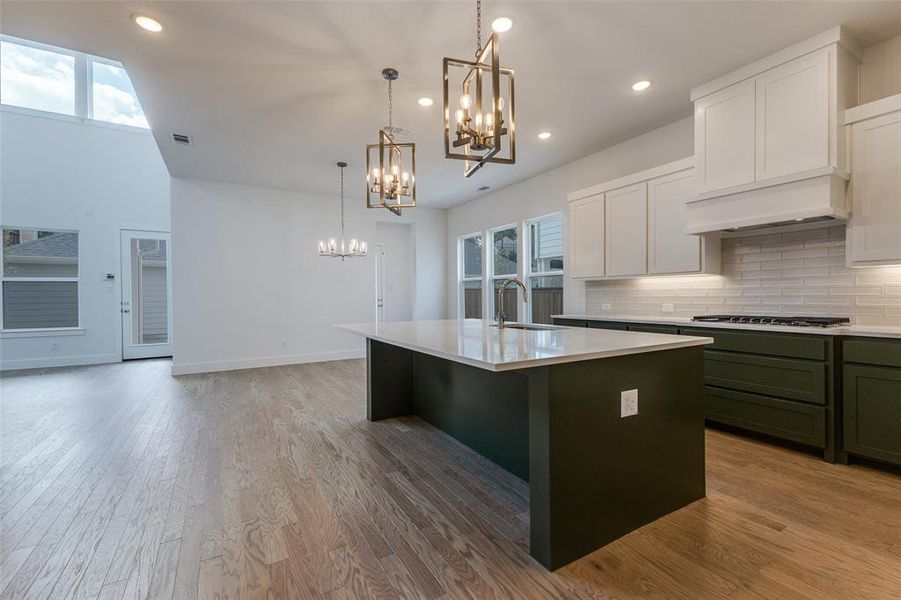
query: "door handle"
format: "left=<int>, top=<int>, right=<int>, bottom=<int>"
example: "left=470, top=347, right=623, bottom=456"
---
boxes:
left=122, top=309, right=131, bottom=313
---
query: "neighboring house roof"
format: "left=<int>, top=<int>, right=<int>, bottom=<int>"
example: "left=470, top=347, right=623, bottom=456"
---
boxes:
left=4, top=232, right=77, bottom=261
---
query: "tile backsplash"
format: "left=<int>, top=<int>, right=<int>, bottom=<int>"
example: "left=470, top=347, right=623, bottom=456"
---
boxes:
left=585, top=226, right=901, bottom=326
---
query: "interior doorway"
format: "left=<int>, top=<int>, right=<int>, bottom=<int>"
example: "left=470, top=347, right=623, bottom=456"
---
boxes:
left=120, top=230, right=172, bottom=359
left=374, top=222, right=414, bottom=322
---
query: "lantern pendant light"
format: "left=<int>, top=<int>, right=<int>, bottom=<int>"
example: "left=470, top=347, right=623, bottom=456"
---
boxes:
left=366, top=68, right=416, bottom=216
left=318, top=162, right=367, bottom=260
left=443, top=0, right=515, bottom=177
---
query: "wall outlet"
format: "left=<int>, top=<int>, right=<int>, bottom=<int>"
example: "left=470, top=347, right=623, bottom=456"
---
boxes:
left=621, top=389, right=638, bottom=418
left=662, top=303, right=675, bottom=313
left=601, top=303, right=612, bottom=311
left=50, top=340, right=60, bottom=352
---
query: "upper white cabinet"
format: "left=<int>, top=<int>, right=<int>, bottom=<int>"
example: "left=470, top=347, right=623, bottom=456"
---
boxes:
left=755, top=50, right=829, bottom=180
left=567, top=159, right=719, bottom=280
left=568, top=193, right=605, bottom=278
left=845, top=94, right=901, bottom=266
left=605, top=183, right=648, bottom=277
left=648, top=169, right=714, bottom=275
left=695, top=80, right=756, bottom=192
left=687, top=27, right=860, bottom=234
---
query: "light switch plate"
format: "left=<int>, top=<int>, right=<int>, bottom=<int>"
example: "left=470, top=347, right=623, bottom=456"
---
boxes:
left=621, top=389, right=638, bottom=417
left=662, top=303, right=675, bottom=313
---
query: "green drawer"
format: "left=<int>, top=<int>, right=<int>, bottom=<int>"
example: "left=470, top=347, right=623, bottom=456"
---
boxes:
left=627, top=324, right=680, bottom=335
left=705, top=386, right=825, bottom=448
left=706, top=351, right=826, bottom=404
left=843, top=364, right=901, bottom=465
left=687, top=328, right=828, bottom=361
left=586, top=321, right=628, bottom=331
left=553, top=318, right=589, bottom=328
left=843, top=338, right=901, bottom=368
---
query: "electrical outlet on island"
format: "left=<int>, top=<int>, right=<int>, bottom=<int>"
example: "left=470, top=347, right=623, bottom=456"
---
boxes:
left=620, top=389, right=638, bottom=418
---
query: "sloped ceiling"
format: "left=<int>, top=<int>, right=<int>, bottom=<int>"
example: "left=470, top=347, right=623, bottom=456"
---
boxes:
left=2, top=1, right=899, bottom=207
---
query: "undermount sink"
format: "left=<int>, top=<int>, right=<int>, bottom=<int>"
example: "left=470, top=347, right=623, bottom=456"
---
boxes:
left=491, top=323, right=563, bottom=331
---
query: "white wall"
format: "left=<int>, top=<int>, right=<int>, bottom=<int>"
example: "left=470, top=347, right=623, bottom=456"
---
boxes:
left=171, top=177, right=446, bottom=375
left=0, top=110, right=170, bottom=370
left=445, top=117, right=694, bottom=318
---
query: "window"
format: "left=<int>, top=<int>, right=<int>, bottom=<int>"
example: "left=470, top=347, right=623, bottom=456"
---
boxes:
left=0, top=35, right=148, bottom=129
left=489, top=225, right=519, bottom=321
left=0, top=39, right=75, bottom=115
left=2, top=228, right=79, bottom=329
left=459, top=233, right=483, bottom=318
left=90, top=59, right=148, bottom=128
left=526, top=214, right=564, bottom=324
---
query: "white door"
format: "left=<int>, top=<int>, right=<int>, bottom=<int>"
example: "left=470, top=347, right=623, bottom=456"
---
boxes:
left=121, top=230, right=172, bottom=359
left=648, top=168, right=701, bottom=275
left=694, top=79, right=756, bottom=192
left=374, top=222, right=413, bottom=322
left=755, top=50, right=829, bottom=180
left=605, top=182, right=648, bottom=277
left=568, top=193, right=605, bottom=278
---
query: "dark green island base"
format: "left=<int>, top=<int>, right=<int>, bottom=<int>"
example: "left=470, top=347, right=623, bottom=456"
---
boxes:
left=366, top=338, right=707, bottom=570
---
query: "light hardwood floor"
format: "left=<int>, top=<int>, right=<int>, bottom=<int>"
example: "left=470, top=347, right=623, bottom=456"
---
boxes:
left=1, top=358, right=900, bottom=599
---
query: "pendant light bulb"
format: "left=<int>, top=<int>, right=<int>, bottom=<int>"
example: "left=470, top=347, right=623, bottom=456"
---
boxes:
left=460, top=93, right=472, bottom=110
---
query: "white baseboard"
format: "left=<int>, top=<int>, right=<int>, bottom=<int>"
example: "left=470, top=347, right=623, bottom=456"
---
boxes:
left=170, top=349, right=366, bottom=376
left=0, top=353, right=120, bottom=372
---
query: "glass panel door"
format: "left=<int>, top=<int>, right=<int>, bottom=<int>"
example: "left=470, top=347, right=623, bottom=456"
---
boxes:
left=121, top=230, right=171, bottom=359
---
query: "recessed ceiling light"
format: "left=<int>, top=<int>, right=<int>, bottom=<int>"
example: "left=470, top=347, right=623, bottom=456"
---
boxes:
left=491, top=17, right=514, bottom=33
left=631, top=79, right=652, bottom=92
left=537, top=131, right=552, bottom=140
left=132, top=14, right=163, bottom=32
left=417, top=97, right=434, bottom=107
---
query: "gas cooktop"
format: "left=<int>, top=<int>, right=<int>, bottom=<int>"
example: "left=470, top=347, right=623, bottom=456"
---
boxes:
left=691, top=315, right=851, bottom=328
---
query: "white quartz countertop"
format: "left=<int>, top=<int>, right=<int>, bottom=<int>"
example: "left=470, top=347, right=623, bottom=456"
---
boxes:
left=338, top=319, right=713, bottom=372
left=553, top=315, right=901, bottom=339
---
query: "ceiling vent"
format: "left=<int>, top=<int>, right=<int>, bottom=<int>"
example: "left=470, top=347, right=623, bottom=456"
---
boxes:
left=170, top=133, right=192, bottom=146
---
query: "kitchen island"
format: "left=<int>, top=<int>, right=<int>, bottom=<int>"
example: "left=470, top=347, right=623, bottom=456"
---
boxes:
left=339, top=319, right=713, bottom=569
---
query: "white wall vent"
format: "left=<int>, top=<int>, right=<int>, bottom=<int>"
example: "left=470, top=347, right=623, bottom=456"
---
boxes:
left=171, top=133, right=192, bottom=145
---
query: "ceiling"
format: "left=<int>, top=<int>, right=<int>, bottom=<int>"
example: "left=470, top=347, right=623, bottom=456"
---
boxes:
left=3, top=1, right=900, bottom=208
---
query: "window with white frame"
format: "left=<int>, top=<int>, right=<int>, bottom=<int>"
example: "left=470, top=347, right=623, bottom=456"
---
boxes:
left=1, top=35, right=149, bottom=128
left=525, top=213, right=564, bottom=324
left=2, top=228, right=79, bottom=329
left=489, top=225, right=519, bottom=321
left=459, top=233, right=483, bottom=319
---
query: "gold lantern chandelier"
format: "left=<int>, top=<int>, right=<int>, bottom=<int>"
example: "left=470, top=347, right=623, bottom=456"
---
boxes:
left=318, top=162, right=367, bottom=260
left=366, top=68, right=416, bottom=216
left=443, top=0, right=515, bottom=177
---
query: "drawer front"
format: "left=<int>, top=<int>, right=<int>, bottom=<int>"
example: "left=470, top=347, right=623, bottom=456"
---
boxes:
left=843, top=338, right=901, bottom=368
left=843, top=364, right=901, bottom=465
left=553, top=318, right=589, bottom=328
left=705, top=386, right=825, bottom=447
left=627, top=324, right=680, bottom=335
left=586, top=321, right=629, bottom=331
left=686, top=327, right=827, bottom=360
left=706, top=351, right=826, bottom=404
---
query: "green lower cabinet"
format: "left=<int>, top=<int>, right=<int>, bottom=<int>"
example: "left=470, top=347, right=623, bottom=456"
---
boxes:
left=843, top=364, right=901, bottom=465
left=553, top=318, right=589, bottom=328
left=627, top=324, right=679, bottom=335
left=705, top=351, right=827, bottom=404
left=587, top=321, right=628, bottom=331
left=704, top=386, right=826, bottom=447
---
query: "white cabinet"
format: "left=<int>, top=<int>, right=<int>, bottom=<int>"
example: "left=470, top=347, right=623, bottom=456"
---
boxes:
left=755, top=51, right=830, bottom=180
left=695, top=80, right=756, bottom=192
left=687, top=27, right=860, bottom=233
left=567, top=158, right=720, bottom=280
left=605, top=183, right=648, bottom=277
left=648, top=170, right=702, bottom=274
left=846, top=96, right=901, bottom=266
left=568, top=193, right=605, bottom=278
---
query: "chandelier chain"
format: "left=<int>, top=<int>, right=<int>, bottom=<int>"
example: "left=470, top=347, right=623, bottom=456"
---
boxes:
left=339, top=163, right=345, bottom=238
left=387, top=79, right=393, bottom=129
left=475, top=0, right=482, bottom=56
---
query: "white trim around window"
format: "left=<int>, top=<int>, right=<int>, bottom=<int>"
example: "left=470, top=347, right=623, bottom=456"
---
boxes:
left=524, top=212, right=565, bottom=324
left=457, top=232, right=484, bottom=320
